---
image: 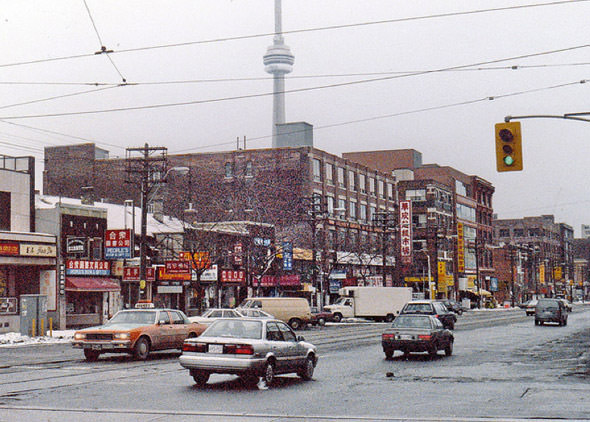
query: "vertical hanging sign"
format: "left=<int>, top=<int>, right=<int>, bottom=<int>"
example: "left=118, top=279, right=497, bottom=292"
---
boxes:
left=399, top=200, right=412, bottom=265
left=457, top=222, right=465, bottom=273
left=282, top=241, right=293, bottom=271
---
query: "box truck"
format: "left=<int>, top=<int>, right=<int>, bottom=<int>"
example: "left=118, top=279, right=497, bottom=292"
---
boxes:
left=324, top=286, right=412, bottom=322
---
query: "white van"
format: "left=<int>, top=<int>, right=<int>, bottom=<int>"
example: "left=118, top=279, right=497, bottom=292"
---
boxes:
left=239, top=297, right=312, bottom=330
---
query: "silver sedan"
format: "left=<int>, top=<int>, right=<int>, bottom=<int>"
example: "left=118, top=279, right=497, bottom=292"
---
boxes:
left=179, top=318, right=318, bottom=387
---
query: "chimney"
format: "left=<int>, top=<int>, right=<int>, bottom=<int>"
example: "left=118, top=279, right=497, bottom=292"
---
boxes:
left=81, top=186, right=94, bottom=205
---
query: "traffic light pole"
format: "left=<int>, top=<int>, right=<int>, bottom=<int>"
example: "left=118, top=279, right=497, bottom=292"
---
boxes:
left=505, top=113, right=590, bottom=123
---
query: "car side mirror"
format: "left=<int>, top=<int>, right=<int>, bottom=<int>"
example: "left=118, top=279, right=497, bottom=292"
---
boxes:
left=297, top=335, right=305, bottom=342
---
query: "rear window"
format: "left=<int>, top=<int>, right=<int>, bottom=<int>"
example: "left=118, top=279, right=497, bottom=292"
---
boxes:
left=537, top=300, right=559, bottom=310
left=204, top=319, right=262, bottom=339
left=392, top=315, right=432, bottom=329
left=403, top=303, right=433, bottom=313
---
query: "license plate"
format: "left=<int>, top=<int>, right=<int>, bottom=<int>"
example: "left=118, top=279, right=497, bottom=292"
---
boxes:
left=208, top=344, right=223, bottom=354
left=91, top=345, right=101, bottom=350
left=399, top=335, right=412, bottom=340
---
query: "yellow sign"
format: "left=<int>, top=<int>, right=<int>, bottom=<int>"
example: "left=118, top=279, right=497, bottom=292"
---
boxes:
left=139, top=280, right=146, bottom=289
left=539, top=264, right=545, bottom=284
left=457, top=223, right=465, bottom=272
left=554, top=266, right=562, bottom=280
left=405, top=277, right=429, bottom=283
left=437, top=261, right=446, bottom=277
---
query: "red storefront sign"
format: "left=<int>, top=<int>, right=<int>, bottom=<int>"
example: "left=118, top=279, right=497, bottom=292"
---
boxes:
left=123, top=267, right=155, bottom=282
left=158, top=266, right=191, bottom=281
left=399, top=200, right=413, bottom=264
left=233, top=243, right=243, bottom=266
left=165, top=260, right=191, bottom=274
left=180, top=251, right=211, bottom=270
left=258, top=274, right=301, bottom=287
left=220, top=269, right=246, bottom=284
left=0, top=242, right=19, bottom=256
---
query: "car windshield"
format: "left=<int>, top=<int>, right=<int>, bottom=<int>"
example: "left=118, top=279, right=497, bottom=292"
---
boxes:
left=203, top=319, right=263, bottom=339
left=403, top=303, right=431, bottom=313
left=107, top=311, right=156, bottom=325
left=537, top=301, right=558, bottom=310
left=392, top=315, right=432, bottom=329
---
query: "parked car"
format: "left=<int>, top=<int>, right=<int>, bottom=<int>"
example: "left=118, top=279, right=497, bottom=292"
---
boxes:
left=309, top=306, right=334, bottom=326
left=235, top=308, right=275, bottom=318
left=535, top=298, right=568, bottom=326
left=188, top=308, right=243, bottom=324
left=72, top=308, right=206, bottom=361
left=381, top=314, right=454, bottom=359
left=439, top=299, right=463, bottom=315
left=399, top=300, right=457, bottom=330
left=525, top=299, right=538, bottom=316
left=179, top=318, right=318, bottom=387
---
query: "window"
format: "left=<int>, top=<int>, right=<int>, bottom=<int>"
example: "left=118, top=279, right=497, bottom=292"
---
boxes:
left=349, top=200, right=357, bottom=219
left=338, top=199, right=347, bottom=217
left=412, top=214, right=427, bottom=227
left=406, top=189, right=426, bottom=201
left=378, top=180, right=384, bottom=198
left=277, top=322, right=296, bottom=342
left=387, top=183, right=394, bottom=200
left=369, top=205, right=376, bottom=221
left=359, top=204, right=367, bottom=221
left=455, top=180, right=467, bottom=196
left=349, top=170, right=356, bottom=191
left=312, top=158, right=322, bottom=182
left=498, top=229, right=510, bottom=237
left=0, top=191, right=10, bottom=231
left=224, top=162, right=233, bottom=177
left=170, top=311, right=184, bottom=325
left=369, top=177, right=375, bottom=195
left=245, top=161, right=253, bottom=177
left=325, top=163, right=334, bottom=183
left=514, top=229, right=525, bottom=237
left=266, top=322, right=283, bottom=341
left=326, top=196, right=335, bottom=215
left=337, top=167, right=345, bottom=188
left=456, top=204, right=476, bottom=222
left=158, top=311, right=171, bottom=324
left=359, top=174, right=366, bottom=193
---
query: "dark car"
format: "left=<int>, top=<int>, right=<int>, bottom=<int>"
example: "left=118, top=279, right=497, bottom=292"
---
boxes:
left=535, top=298, right=568, bottom=326
left=399, top=300, right=457, bottom=330
left=381, top=314, right=454, bottom=359
left=309, top=306, right=334, bottom=326
left=439, top=299, right=463, bottom=315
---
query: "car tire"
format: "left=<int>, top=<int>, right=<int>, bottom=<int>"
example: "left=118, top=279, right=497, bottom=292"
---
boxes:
left=384, top=348, right=394, bottom=360
left=298, top=356, right=315, bottom=381
left=444, top=340, right=453, bottom=356
left=133, top=337, right=150, bottom=360
left=385, top=314, right=394, bottom=323
left=333, top=313, right=342, bottom=323
left=534, top=319, right=539, bottom=326
left=240, top=373, right=259, bottom=386
left=564, top=318, right=567, bottom=326
left=191, top=370, right=210, bottom=387
left=263, top=361, right=275, bottom=385
left=83, top=349, right=100, bottom=361
left=289, top=318, right=302, bottom=330
left=317, top=317, right=326, bottom=326
left=448, top=321, right=455, bottom=330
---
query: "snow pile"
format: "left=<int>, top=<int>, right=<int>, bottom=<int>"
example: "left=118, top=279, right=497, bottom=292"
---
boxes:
left=0, top=330, right=74, bottom=347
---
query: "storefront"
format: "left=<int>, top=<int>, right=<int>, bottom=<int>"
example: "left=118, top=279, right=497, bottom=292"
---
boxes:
left=154, top=266, right=191, bottom=312
left=64, top=259, right=121, bottom=328
left=0, top=232, right=57, bottom=334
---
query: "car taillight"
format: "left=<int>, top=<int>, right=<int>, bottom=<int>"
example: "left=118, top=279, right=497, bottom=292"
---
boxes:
left=224, top=344, right=254, bottom=355
left=418, top=335, right=432, bottom=340
left=182, top=342, right=207, bottom=353
left=382, top=333, right=395, bottom=340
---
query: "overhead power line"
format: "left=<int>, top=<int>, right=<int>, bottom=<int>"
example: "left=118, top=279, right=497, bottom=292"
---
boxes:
left=1, top=43, right=589, bottom=120
left=0, top=0, right=587, bottom=70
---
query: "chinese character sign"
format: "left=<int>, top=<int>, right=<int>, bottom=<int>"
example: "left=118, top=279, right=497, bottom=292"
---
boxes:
left=399, top=200, right=412, bottom=264
left=282, top=241, right=293, bottom=271
left=66, top=259, right=111, bottom=276
left=104, top=229, right=133, bottom=259
left=233, top=243, right=243, bottom=266
left=165, top=260, right=191, bottom=274
left=457, top=223, right=465, bottom=273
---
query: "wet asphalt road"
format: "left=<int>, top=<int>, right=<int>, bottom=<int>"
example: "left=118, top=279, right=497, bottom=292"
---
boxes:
left=0, top=306, right=588, bottom=422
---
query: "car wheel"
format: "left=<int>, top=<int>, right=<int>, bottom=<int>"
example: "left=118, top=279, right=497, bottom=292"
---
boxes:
left=263, top=361, right=275, bottom=385
left=289, top=318, right=302, bottom=330
left=83, top=349, right=100, bottom=361
left=133, top=337, right=150, bottom=360
left=448, top=321, right=455, bottom=330
left=317, top=317, right=326, bottom=326
left=333, top=313, right=342, bottom=323
left=385, top=314, right=394, bottom=323
left=564, top=318, right=568, bottom=326
left=384, top=348, right=394, bottom=360
left=240, top=373, right=259, bottom=386
left=444, top=340, right=453, bottom=356
left=298, top=356, right=315, bottom=381
left=191, top=370, right=210, bottom=387
left=534, top=319, right=539, bottom=326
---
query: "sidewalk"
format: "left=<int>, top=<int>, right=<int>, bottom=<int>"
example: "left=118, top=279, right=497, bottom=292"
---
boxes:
left=0, top=330, right=74, bottom=348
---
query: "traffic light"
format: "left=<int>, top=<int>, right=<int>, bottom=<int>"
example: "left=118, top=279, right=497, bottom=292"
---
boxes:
left=495, top=121, right=523, bottom=172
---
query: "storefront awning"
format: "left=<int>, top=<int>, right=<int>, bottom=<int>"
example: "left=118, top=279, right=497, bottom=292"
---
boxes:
left=65, top=277, right=120, bottom=292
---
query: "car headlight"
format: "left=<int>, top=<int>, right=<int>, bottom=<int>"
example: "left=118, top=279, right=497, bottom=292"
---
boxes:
left=74, top=333, right=86, bottom=340
left=113, top=333, right=130, bottom=340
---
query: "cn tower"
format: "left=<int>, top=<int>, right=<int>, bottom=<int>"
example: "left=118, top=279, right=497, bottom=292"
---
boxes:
left=263, top=0, right=294, bottom=147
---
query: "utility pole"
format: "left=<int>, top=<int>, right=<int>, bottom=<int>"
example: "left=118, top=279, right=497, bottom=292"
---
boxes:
left=126, top=144, right=168, bottom=303
left=303, top=193, right=325, bottom=308
left=509, top=245, right=515, bottom=308
left=373, top=211, right=393, bottom=286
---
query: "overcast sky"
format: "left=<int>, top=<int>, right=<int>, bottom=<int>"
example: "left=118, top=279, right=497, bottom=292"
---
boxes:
left=1, top=0, right=590, bottom=235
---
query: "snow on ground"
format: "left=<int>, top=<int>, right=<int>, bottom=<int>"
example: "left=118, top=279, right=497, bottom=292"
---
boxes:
left=0, top=330, right=74, bottom=347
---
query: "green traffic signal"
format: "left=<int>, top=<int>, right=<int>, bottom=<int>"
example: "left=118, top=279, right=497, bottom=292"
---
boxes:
left=503, top=155, right=514, bottom=166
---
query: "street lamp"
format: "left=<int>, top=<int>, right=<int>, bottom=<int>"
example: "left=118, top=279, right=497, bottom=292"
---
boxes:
left=138, top=166, right=190, bottom=301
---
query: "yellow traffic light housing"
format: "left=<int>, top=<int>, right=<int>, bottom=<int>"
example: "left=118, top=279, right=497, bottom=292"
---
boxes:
left=495, top=121, right=523, bottom=172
